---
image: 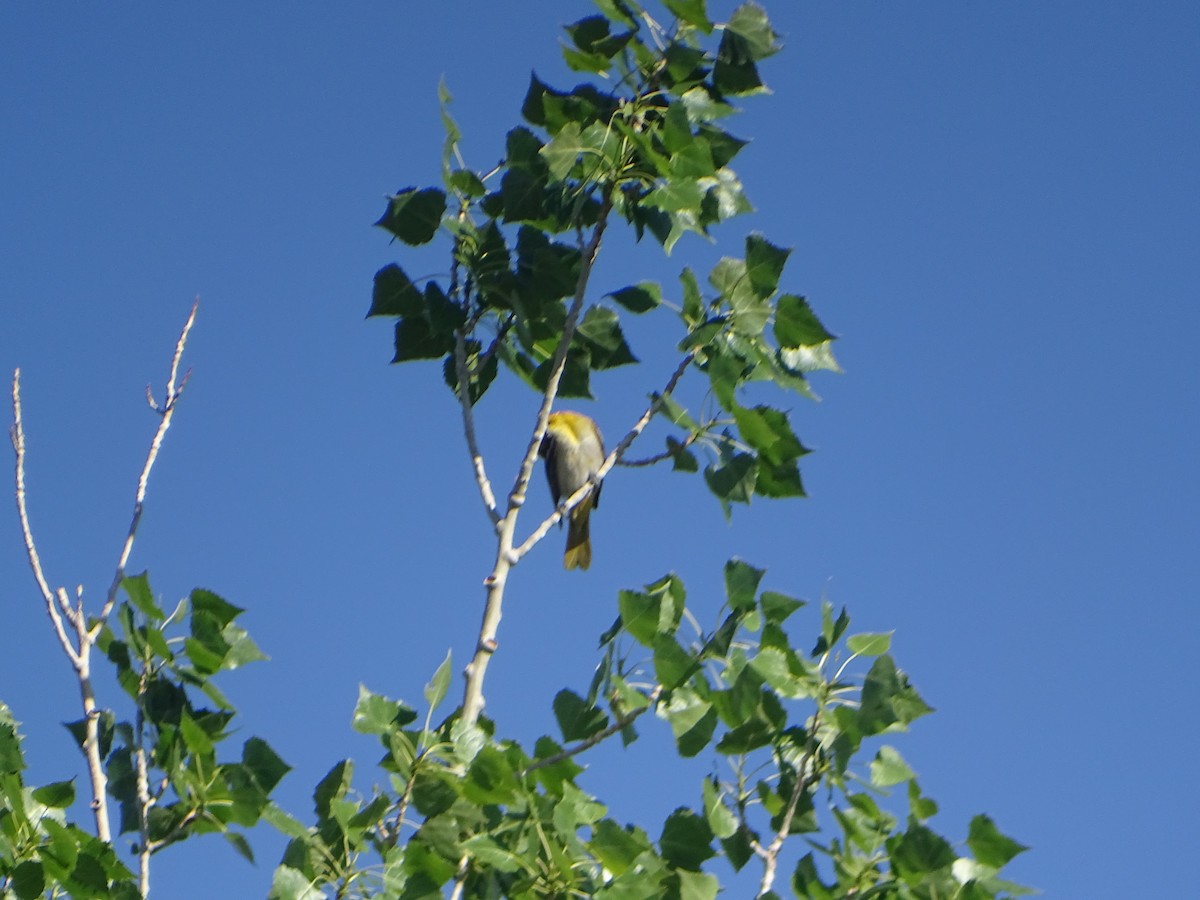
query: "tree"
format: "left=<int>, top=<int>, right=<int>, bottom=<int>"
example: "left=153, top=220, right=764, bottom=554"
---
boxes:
left=3, top=2, right=1028, bottom=898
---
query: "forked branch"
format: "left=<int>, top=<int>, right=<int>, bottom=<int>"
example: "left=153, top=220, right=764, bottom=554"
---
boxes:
left=9, top=299, right=199, bottom=877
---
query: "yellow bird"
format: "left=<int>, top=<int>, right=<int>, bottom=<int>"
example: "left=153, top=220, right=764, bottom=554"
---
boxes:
left=538, top=411, right=605, bottom=570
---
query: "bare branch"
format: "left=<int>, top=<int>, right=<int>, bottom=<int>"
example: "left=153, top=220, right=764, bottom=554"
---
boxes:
left=11, top=369, right=80, bottom=667
left=460, top=191, right=615, bottom=730
left=454, top=328, right=500, bottom=525
left=94, top=298, right=198, bottom=633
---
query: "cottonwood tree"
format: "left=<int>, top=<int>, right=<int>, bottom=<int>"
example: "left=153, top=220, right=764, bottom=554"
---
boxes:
left=2, top=2, right=1029, bottom=899
left=269, top=2, right=1029, bottom=899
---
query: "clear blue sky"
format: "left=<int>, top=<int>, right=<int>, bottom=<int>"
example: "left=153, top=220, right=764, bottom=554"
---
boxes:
left=2, top=2, right=1198, bottom=897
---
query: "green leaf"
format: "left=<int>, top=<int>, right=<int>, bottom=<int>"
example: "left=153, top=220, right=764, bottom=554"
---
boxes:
left=908, top=779, right=939, bottom=822
left=448, top=168, right=485, bottom=198
left=577, top=306, right=638, bottom=369
left=369, top=264, right=425, bottom=318
left=589, top=819, right=653, bottom=876
left=774, top=294, right=835, bottom=348
left=645, top=177, right=704, bottom=214
left=870, top=745, right=916, bottom=788
left=890, top=822, right=956, bottom=884
left=618, top=589, right=665, bottom=647
left=225, top=831, right=255, bottom=864
left=664, top=0, right=712, bottom=32
left=723, top=558, right=764, bottom=612
left=653, top=635, right=695, bottom=689
left=664, top=692, right=717, bottom=758
left=812, top=601, right=850, bottom=656
left=778, top=340, right=841, bottom=375
left=191, top=588, right=243, bottom=628
left=541, top=121, right=586, bottom=180
left=791, top=853, right=835, bottom=899
left=32, top=779, right=76, bottom=809
left=375, top=187, right=447, bottom=245
left=967, top=814, right=1029, bottom=868
left=269, top=865, right=324, bottom=900
left=11, top=860, right=45, bottom=900
left=531, top=736, right=584, bottom=796
left=608, top=282, right=662, bottom=313
left=392, top=313, right=455, bottom=363
left=705, top=345, right=741, bottom=411
left=313, top=760, right=352, bottom=819
left=701, top=778, right=737, bottom=839
left=423, top=650, right=453, bottom=713
left=411, top=770, right=459, bottom=818
left=847, top=631, right=893, bottom=657
left=465, top=746, right=519, bottom=805
left=659, top=808, right=714, bottom=871
left=553, top=689, right=609, bottom=742
left=667, top=437, right=699, bottom=472
left=679, top=267, right=705, bottom=326
left=222, top=624, right=268, bottom=669
left=0, top=709, right=26, bottom=774
left=501, top=167, right=549, bottom=224
left=121, top=572, right=164, bottom=621
left=726, top=2, right=781, bottom=60
left=677, top=870, right=719, bottom=900
left=243, top=737, right=291, bottom=794
left=733, top=405, right=808, bottom=467
left=745, top=234, right=790, bottom=299
left=703, top=452, right=756, bottom=511
left=760, top=590, right=804, bottom=624
left=698, top=124, right=749, bottom=168
left=859, top=655, right=934, bottom=736
left=714, top=30, right=765, bottom=96
left=352, top=685, right=401, bottom=735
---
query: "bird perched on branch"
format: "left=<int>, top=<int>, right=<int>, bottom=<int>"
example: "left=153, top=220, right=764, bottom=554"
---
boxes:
left=539, top=410, right=605, bottom=570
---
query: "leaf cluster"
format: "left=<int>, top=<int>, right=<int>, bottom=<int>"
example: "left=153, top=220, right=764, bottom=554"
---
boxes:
left=0, top=573, right=288, bottom=899
left=368, top=0, right=838, bottom=514
left=1, top=702, right=137, bottom=899
left=269, top=560, right=1028, bottom=899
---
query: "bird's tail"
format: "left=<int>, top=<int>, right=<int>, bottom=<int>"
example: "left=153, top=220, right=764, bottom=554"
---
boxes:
left=564, top=508, right=591, bottom=570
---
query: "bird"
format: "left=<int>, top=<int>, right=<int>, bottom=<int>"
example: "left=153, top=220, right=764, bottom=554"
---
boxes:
left=538, top=410, right=605, bottom=570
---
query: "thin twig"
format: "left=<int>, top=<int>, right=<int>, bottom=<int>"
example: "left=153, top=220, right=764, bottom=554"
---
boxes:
left=95, top=298, right=198, bottom=633
left=751, top=713, right=821, bottom=898
left=454, top=328, right=500, bottom=525
left=523, top=687, right=661, bottom=775
left=618, top=430, right=699, bottom=468
left=512, top=350, right=695, bottom=561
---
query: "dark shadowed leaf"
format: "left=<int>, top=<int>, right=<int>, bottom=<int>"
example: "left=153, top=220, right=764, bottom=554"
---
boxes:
left=553, top=689, right=608, bottom=741
left=659, top=808, right=714, bottom=871
left=369, top=264, right=424, bottom=318
left=608, top=282, right=662, bottom=313
left=375, top=187, right=446, bottom=245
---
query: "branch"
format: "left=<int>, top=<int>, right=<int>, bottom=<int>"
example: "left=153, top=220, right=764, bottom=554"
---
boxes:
left=522, top=687, right=661, bottom=775
left=512, top=349, right=696, bottom=561
left=460, top=191, right=614, bottom=730
left=95, top=297, right=198, bottom=632
left=10, top=300, right=200, bottom=850
left=10, top=373, right=80, bottom=668
left=135, top=701, right=153, bottom=898
left=751, top=714, right=820, bottom=898
left=453, top=328, right=500, bottom=526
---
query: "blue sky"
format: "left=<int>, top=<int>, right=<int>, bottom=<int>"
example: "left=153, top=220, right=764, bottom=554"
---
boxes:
left=2, top=2, right=1198, bottom=897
